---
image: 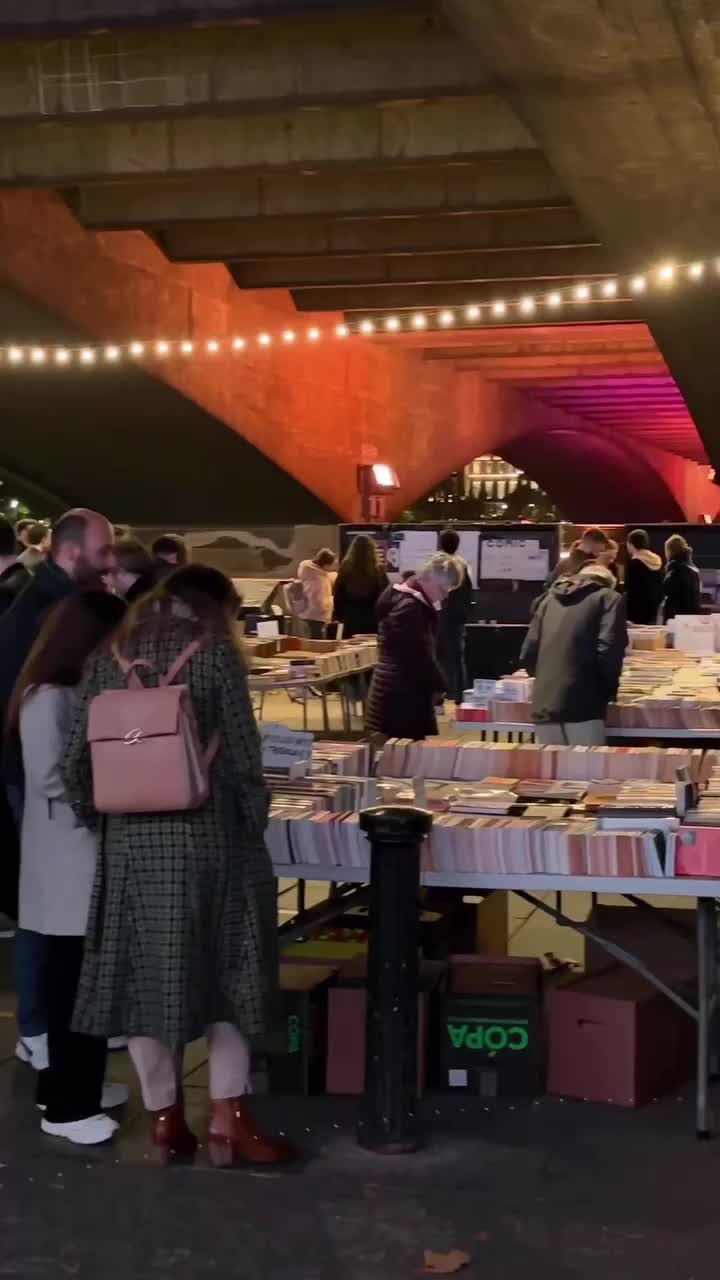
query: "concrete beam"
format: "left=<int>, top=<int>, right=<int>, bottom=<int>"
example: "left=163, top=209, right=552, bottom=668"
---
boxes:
left=159, top=206, right=592, bottom=262
left=292, top=278, right=621, bottom=312
left=0, top=11, right=487, bottom=122
left=231, top=245, right=609, bottom=289
left=71, top=154, right=566, bottom=228
left=0, top=98, right=534, bottom=185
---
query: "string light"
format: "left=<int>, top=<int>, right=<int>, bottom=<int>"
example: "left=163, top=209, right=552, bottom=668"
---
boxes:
left=1, top=254, right=718, bottom=371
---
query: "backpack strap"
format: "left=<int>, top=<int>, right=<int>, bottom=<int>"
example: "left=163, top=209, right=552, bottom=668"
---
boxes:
left=160, top=640, right=202, bottom=688
left=112, top=645, right=154, bottom=692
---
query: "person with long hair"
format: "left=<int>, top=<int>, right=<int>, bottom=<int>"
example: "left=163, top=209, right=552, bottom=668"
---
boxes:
left=61, top=565, right=292, bottom=1166
left=333, top=534, right=389, bottom=639
left=8, top=590, right=128, bottom=1145
left=662, top=534, right=701, bottom=621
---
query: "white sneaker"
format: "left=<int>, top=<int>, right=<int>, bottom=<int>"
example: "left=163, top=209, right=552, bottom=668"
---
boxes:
left=102, top=1082, right=129, bottom=1108
left=16, top=1033, right=48, bottom=1071
left=107, top=1036, right=128, bottom=1051
left=41, top=1113, right=119, bottom=1145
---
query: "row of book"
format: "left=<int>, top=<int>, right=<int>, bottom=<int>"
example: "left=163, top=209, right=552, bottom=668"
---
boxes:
left=266, top=810, right=665, bottom=878
left=249, top=638, right=378, bottom=681
left=378, top=739, right=711, bottom=783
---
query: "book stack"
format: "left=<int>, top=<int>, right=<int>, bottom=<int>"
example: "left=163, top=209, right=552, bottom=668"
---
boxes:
left=377, top=740, right=704, bottom=784
left=310, top=742, right=370, bottom=776
left=267, top=811, right=665, bottom=878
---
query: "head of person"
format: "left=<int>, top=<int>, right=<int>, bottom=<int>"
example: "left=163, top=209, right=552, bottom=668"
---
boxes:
left=124, top=564, right=240, bottom=645
left=340, top=534, right=380, bottom=588
left=665, top=533, right=691, bottom=563
left=438, top=528, right=460, bottom=556
left=23, top=522, right=51, bottom=556
left=401, top=568, right=415, bottom=582
left=627, top=528, right=650, bottom=558
left=578, top=562, right=617, bottom=589
left=596, top=538, right=619, bottom=569
left=416, top=551, right=464, bottom=605
left=14, top=518, right=34, bottom=549
left=7, top=589, right=127, bottom=732
left=312, top=548, right=336, bottom=572
left=577, top=526, right=612, bottom=556
left=107, top=537, right=155, bottom=598
left=151, top=533, right=188, bottom=568
left=51, top=509, right=115, bottom=586
left=0, top=514, right=18, bottom=565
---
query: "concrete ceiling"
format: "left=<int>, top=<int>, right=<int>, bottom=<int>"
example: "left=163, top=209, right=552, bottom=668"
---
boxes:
left=0, top=0, right=718, bottom=517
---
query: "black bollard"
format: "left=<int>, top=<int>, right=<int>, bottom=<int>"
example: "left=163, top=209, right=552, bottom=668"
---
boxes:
left=357, top=804, right=433, bottom=1154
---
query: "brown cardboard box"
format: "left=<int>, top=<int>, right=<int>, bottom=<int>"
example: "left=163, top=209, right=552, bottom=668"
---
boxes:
left=584, top=904, right=696, bottom=984
left=448, top=954, right=541, bottom=996
left=546, top=967, right=694, bottom=1107
left=326, top=987, right=429, bottom=1095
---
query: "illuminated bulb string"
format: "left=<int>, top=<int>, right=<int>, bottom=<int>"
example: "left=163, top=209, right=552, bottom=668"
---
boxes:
left=0, top=257, right=713, bottom=365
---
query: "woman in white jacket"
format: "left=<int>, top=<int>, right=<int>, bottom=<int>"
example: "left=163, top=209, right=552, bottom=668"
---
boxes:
left=8, top=589, right=127, bottom=1145
left=295, top=548, right=336, bottom=638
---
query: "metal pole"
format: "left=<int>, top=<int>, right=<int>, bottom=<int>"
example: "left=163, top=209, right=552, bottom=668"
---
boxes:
left=357, top=805, right=432, bottom=1154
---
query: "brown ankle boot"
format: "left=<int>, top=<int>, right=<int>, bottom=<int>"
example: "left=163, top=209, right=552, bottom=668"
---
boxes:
left=207, top=1097, right=295, bottom=1167
left=150, top=1102, right=198, bottom=1158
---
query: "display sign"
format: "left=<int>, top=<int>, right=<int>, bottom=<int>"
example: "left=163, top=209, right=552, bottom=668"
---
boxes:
left=673, top=615, right=715, bottom=655
left=260, top=723, right=314, bottom=771
left=480, top=537, right=549, bottom=582
left=388, top=529, right=439, bottom=579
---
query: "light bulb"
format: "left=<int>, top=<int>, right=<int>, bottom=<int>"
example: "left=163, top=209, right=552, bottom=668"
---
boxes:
left=359, top=320, right=375, bottom=334
left=8, top=499, right=18, bottom=510
left=658, top=262, right=675, bottom=282
left=689, top=262, right=704, bottom=279
left=8, top=347, right=23, bottom=363
left=573, top=284, right=590, bottom=301
left=282, top=330, right=296, bottom=343
left=80, top=348, right=96, bottom=364
left=438, top=310, right=455, bottom=326
left=384, top=316, right=400, bottom=332
left=492, top=301, right=506, bottom=317
left=411, top=314, right=427, bottom=329
left=465, top=305, right=481, bottom=321
left=30, top=347, right=46, bottom=363
left=129, top=342, right=144, bottom=357
left=104, top=345, right=120, bottom=361
left=258, top=333, right=271, bottom=346
left=307, top=327, right=321, bottom=341
left=630, top=274, right=646, bottom=293
left=546, top=292, right=562, bottom=308
left=155, top=340, right=169, bottom=356
left=519, top=296, right=535, bottom=314
left=232, top=337, right=245, bottom=350
left=180, top=341, right=194, bottom=354
left=335, top=323, right=349, bottom=338
left=54, top=348, right=70, bottom=364
left=602, top=279, right=618, bottom=297
left=206, top=339, right=220, bottom=353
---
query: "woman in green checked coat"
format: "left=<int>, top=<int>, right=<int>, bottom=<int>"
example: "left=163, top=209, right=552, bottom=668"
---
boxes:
left=62, top=565, right=292, bottom=1167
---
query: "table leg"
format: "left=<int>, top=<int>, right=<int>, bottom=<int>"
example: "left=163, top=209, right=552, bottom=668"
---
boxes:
left=302, top=690, right=308, bottom=732
left=696, top=897, right=716, bottom=1139
left=321, top=688, right=330, bottom=733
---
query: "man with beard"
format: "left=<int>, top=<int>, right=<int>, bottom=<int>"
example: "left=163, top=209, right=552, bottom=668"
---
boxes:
left=0, top=508, right=114, bottom=1071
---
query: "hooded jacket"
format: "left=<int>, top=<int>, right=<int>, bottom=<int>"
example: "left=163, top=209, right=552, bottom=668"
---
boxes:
left=625, top=548, right=663, bottom=625
left=520, top=570, right=627, bottom=723
left=662, top=553, right=702, bottom=622
left=296, top=559, right=335, bottom=623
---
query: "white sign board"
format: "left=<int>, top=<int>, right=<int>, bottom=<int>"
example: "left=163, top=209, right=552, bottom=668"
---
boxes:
left=457, top=531, right=479, bottom=585
left=480, top=537, right=549, bottom=582
left=260, top=723, right=314, bottom=771
left=673, top=615, right=716, bottom=655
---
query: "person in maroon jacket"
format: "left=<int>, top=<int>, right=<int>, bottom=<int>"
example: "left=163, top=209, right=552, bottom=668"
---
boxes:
left=365, top=552, right=463, bottom=740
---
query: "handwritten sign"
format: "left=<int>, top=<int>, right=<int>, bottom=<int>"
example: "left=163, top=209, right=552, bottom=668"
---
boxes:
left=260, top=722, right=314, bottom=771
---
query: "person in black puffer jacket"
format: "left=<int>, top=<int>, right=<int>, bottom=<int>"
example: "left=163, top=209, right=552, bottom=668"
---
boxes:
left=625, top=528, right=664, bottom=625
left=662, top=534, right=701, bottom=622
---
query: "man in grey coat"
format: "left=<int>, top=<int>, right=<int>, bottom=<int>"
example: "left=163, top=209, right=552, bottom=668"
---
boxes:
left=520, top=564, right=626, bottom=745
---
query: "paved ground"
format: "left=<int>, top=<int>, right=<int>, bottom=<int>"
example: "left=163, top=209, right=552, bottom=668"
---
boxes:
left=2, top=927, right=720, bottom=1280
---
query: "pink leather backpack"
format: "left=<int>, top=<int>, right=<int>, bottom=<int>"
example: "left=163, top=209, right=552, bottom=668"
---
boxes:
left=87, top=640, right=219, bottom=814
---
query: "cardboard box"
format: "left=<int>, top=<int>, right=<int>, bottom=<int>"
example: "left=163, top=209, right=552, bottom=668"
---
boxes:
left=267, top=964, right=337, bottom=1095
left=676, top=826, right=720, bottom=878
left=546, top=967, right=694, bottom=1106
left=584, top=904, right=696, bottom=983
left=326, top=965, right=434, bottom=1095
left=440, top=955, right=544, bottom=1096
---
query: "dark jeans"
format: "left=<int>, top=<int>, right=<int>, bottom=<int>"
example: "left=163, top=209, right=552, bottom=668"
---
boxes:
left=437, top=624, right=467, bottom=704
left=38, top=936, right=106, bottom=1124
